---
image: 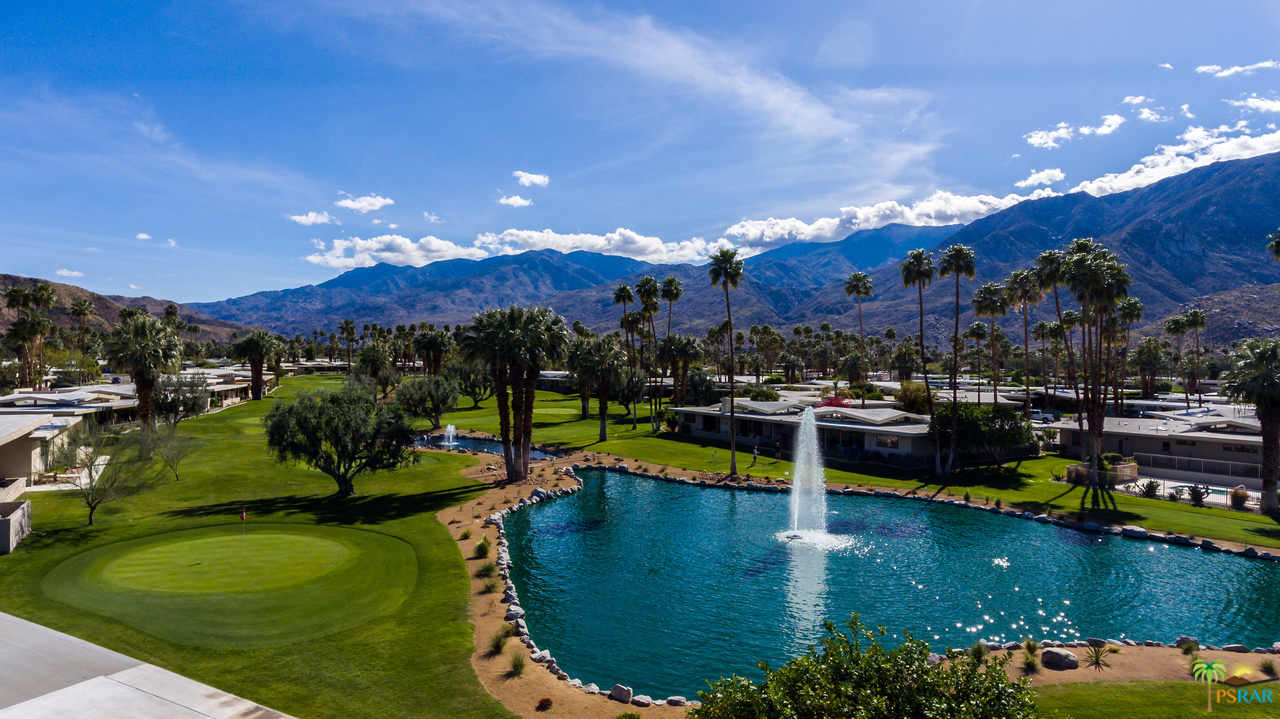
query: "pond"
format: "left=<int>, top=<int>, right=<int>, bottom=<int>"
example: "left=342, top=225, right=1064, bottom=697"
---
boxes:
left=504, top=470, right=1280, bottom=698
left=415, top=434, right=555, bottom=460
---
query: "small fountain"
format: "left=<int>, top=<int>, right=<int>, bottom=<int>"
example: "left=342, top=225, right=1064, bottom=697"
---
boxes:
left=443, top=424, right=457, bottom=447
left=789, top=407, right=828, bottom=534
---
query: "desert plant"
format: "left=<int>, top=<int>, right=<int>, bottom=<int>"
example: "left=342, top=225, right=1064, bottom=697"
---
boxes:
left=994, top=497, right=1003, bottom=509
left=474, top=561, right=497, bottom=578
left=1167, top=486, right=1186, bottom=502
left=481, top=577, right=500, bottom=594
left=460, top=529, right=472, bottom=540
left=473, top=537, right=492, bottom=558
left=508, top=652, right=526, bottom=677
left=1084, top=645, right=1111, bottom=672
left=1188, top=484, right=1211, bottom=508
left=963, top=491, right=972, bottom=503
left=968, top=641, right=990, bottom=660
left=1229, top=486, right=1249, bottom=509
left=1181, top=640, right=1200, bottom=656
left=1139, top=479, right=1161, bottom=499
left=1022, top=638, right=1039, bottom=656
left=1261, top=658, right=1277, bottom=678
left=500, top=622, right=518, bottom=638
left=536, top=697, right=553, bottom=712
left=617, top=713, right=643, bottom=719
left=488, top=632, right=508, bottom=655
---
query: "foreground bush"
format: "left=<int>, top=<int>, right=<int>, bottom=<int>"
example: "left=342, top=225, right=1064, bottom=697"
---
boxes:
left=691, top=615, right=1040, bottom=719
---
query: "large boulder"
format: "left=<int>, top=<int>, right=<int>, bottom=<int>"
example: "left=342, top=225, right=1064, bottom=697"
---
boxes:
left=609, top=684, right=633, bottom=703
left=1121, top=525, right=1148, bottom=539
left=1041, top=648, right=1079, bottom=670
left=631, top=695, right=653, bottom=707
left=1222, top=644, right=1249, bottom=653
left=667, top=696, right=688, bottom=707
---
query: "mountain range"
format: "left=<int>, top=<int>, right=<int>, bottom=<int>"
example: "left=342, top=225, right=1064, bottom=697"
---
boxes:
left=12, top=151, right=1280, bottom=348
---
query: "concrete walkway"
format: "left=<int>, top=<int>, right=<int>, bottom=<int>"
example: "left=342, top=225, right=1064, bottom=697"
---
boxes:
left=0, top=612, right=293, bottom=718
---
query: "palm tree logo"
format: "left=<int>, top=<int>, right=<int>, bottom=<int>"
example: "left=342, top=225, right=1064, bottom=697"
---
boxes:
left=1192, top=659, right=1226, bottom=712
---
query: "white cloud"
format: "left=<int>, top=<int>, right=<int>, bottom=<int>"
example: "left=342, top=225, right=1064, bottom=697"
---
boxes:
left=1159, top=63, right=1173, bottom=70
left=1122, top=96, right=1148, bottom=105
left=1024, top=122, right=1073, bottom=149
left=424, top=212, right=443, bottom=223
left=1197, top=60, right=1279, bottom=78
left=135, top=232, right=151, bottom=240
left=1137, top=108, right=1170, bottom=122
left=129, top=284, right=142, bottom=290
left=165, top=238, right=178, bottom=247
left=721, top=188, right=1060, bottom=250
left=1072, top=121, right=1280, bottom=196
left=1229, top=97, right=1280, bottom=113
left=305, top=234, right=487, bottom=270
left=499, top=195, right=532, bottom=207
left=1079, top=115, right=1125, bottom=135
left=389, top=223, right=398, bottom=229
left=372, top=219, right=384, bottom=225
left=1015, top=168, right=1066, bottom=188
left=1181, top=104, right=1196, bottom=118
left=310, top=239, right=326, bottom=249
left=289, top=211, right=333, bottom=225
left=334, top=194, right=394, bottom=213
left=513, top=170, right=550, bottom=187
left=55, top=269, right=83, bottom=278
left=476, top=227, right=732, bottom=263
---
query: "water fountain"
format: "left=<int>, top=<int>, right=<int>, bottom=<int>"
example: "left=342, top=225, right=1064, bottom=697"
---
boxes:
left=788, top=407, right=828, bottom=534
left=443, top=424, right=457, bottom=447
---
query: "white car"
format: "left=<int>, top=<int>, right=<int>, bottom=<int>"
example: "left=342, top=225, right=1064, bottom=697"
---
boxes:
left=1029, top=411, right=1055, bottom=423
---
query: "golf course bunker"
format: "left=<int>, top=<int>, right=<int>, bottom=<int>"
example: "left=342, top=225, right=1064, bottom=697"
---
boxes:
left=42, top=523, right=417, bottom=649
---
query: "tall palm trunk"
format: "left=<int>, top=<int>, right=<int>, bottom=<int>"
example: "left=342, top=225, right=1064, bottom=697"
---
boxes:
left=493, top=364, right=514, bottom=480
left=725, top=285, right=737, bottom=477
left=1022, top=305, right=1031, bottom=419
left=1261, top=409, right=1279, bottom=513
left=946, top=276, right=959, bottom=473
left=857, top=297, right=867, bottom=409
left=917, top=285, right=940, bottom=475
left=135, top=373, right=156, bottom=428
left=597, top=378, right=611, bottom=443
left=509, top=362, right=527, bottom=483
left=250, top=359, right=264, bottom=400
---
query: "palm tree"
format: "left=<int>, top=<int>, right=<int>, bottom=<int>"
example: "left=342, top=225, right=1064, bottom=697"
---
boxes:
left=613, top=284, right=636, bottom=366
left=459, top=309, right=516, bottom=477
left=512, top=306, right=569, bottom=475
left=1164, top=314, right=1190, bottom=412
left=1131, top=336, right=1167, bottom=398
left=1116, top=297, right=1144, bottom=415
left=843, top=271, right=874, bottom=408
left=582, top=335, right=624, bottom=442
left=1185, top=308, right=1207, bottom=407
left=105, top=314, right=182, bottom=427
left=900, top=249, right=939, bottom=474
left=972, top=282, right=1008, bottom=407
left=1222, top=338, right=1280, bottom=513
left=635, top=276, right=662, bottom=429
left=660, top=276, right=683, bottom=409
left=937, top=245, right=976, bottom=391
left=233, top=330, right=281, bottom=401
left=708, top=249, right=744, bottom=476
left=1005, top=269, right=1041, bottom=418
left=71, top=298, right=94, bottom=353
left=338, top=319, right=357, bottom=369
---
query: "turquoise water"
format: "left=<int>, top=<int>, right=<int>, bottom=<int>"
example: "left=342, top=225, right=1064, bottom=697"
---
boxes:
left=504, top=470, right=1280, bottom=698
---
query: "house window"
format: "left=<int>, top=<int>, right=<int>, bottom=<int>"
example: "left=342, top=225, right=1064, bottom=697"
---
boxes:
left=1162, top=441, right=1170, bottom=453
left=876, top=434, right=899, bottom=449
left=1224, top=444, right=1258, bottom=454
left=1175, top=439, right=1196, bottom=446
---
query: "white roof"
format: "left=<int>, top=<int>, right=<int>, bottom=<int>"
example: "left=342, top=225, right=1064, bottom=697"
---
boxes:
left=0, top=414, right=55, bottom=445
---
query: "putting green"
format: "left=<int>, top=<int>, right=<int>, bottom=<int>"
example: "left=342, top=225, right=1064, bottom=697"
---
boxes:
left=42, top=524, right=417, bottom=649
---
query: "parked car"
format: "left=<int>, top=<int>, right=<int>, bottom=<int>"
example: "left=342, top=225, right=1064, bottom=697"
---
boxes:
left=1028, top=410, right=1056, bottom=423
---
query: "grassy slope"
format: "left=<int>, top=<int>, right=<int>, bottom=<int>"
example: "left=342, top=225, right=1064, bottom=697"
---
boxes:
left=1035, top=681, right=1278, bottom=718
left=0, top=376, right=514, bottom=719
left=441, top=391, right=1280, bottom=549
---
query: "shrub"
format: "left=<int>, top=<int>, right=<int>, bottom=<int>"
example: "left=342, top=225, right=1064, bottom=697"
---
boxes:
left=963, top=491, right=972, bottom=503
left=968, top=641, right=990, bottom=660
left=1101, top=452, right=1125, bottom=467
left=893, top=381, right=932, bottom=415
left=994, top=497, right=1002, bottom=509
left=473, top=537, right=491, bottom=558
left=692, top=616, right=1037, bottom=719
left=474, top=561, right=497, bottom=578
left=1261, top=658, right=1277, bottom=677
left=617, top=713, right=643, bottom=719
left=1229, top=486, right=1249, bottom=509
left=1167, top=486, right=1186, bottom=502
left=488, top=632, right=508, bottom=655
left=663, top=410, right=679, bottom=431
left=500, top=622, right=519, bottom=638
left=1181, top=641, right=1200, bottom=655
left=1019, top=654, right=1040, bottom=675
left=1022, top=638, right=1039, bottom=656
left=460, top=529, right=472, bottom=540
left=536, top=697, right=553, bottom=712
left=481, top=577, right=500, bottom=594
left=508, top=653, right=525, bottom=677
left=1084, top=645, right=1111, bottom=672
left=746, top=385, right=781, bottom=402
left=1188, top=484, right=1211, bottom=508
left=1139, top=479, right=1161, bottom=499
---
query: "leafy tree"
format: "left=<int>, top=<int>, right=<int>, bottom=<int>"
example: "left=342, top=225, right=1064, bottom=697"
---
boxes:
left=690, top=615, right=1040, bottom=719
left=1222, top=337, right=1280, bottom=513
left=151, top=423, right=196, bottom=482
left=396, top=376, right=459, bottom=430
left=893, top=380, right=931, bottom=415
left=446, top=360, right=495, bottom=408
left=262, top=387, right=418, bottom=497
left=843, top=271, right=874, bottom=407
left=153, top=373, right=209, bottom=428
left=54, top=422, right=160, bottom=525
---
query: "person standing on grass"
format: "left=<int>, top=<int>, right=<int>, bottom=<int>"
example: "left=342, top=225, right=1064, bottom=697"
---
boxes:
left=750, top=444, right=758, bottom=468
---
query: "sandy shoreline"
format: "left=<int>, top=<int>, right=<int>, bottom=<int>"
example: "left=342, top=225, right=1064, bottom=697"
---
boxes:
left=433, top=446, right=1279, bottom=716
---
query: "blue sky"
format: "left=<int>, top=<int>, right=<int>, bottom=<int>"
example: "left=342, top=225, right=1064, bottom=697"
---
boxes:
left=3, top=0, right=1280, bottom=302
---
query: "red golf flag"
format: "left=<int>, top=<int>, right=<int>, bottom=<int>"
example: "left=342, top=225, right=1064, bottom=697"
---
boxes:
left=240, top=508, right=246, bottom=521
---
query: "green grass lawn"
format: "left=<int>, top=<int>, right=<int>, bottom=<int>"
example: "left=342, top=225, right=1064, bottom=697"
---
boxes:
left=1035, top=681, right=1278, bottom=718
left=0, top=375, right=514, bottom=719
left=440, top=391, right=1280, bottom=549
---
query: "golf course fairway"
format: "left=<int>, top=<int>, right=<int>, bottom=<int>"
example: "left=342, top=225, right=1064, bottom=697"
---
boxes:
left=42, top=523, right=417, bottom=649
